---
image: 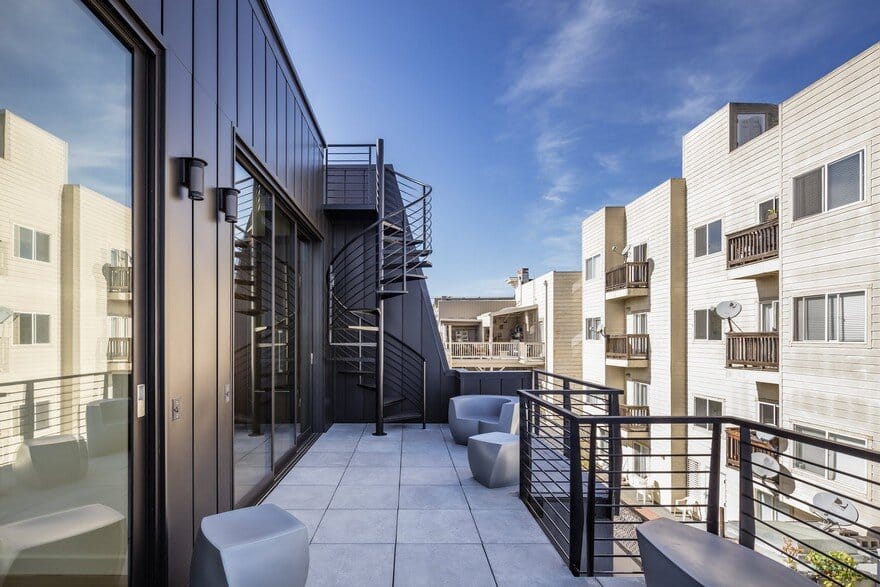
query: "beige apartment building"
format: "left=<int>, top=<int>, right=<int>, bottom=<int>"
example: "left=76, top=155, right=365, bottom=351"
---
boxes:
left=581, top=180, right=688, bottom=505
left=0, top=110, right=132, bottom=465
left=577, top=43, right=880, bottom=527
left=435, top=268, right=582, bottom=377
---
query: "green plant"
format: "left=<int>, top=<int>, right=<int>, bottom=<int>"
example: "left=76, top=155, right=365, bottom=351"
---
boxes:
left=804, top=550, right=865, bottom=587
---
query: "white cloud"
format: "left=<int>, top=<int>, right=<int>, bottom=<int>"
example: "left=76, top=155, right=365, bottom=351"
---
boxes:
left=595, top=152, right=622, bottom=173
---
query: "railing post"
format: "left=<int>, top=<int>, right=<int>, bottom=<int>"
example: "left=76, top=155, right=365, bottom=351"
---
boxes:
left=574, top=420, right=590, bottom=576
left=373, top=301, right=386, bottom=436
left=421, top=360, right=427, bottom=430
left=707, top=423, right=722, bottom=535
left=519, top=394, right=530, bottom=502
left=738, top=424, right=756, bottom=549
left=22, top=380, right=35, bottom=440
left=609, top=392, right=622, bottom=517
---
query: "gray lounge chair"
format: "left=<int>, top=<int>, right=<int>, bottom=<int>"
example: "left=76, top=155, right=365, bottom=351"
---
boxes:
left=448, top=395, right=519, bottom=445
left=86, top=398, right=128, bottom=456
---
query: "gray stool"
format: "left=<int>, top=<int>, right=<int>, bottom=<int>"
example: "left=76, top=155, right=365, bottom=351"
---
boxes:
left=190, top=504, right=309, bottom=587
left=468, top=432, right=519, bottom=488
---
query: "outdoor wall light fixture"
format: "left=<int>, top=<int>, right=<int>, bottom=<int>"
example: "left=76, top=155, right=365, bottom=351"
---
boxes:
left=180, top=157, right=208, bottom=200
left=218, top=188, right=239, bottom=223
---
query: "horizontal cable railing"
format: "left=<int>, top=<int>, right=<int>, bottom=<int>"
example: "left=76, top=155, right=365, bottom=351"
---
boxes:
left=605, top=334, right=649, bottom=360
left=727, top=219, right=778, bottom=268
left=0, top=372, right=116, bottom=466
left=518, top=387, right=880, bottom=584
left=324, top=144, right=377, bottom=207
left=726, top=332, right=779, bottom=370
left=605, top=262, right=649, bottom=292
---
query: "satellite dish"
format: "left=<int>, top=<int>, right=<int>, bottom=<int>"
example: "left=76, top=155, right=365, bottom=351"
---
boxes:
left=620, top=244, right=632, bottom=257
left=0, top=307, right=11, bottom=324
left=714, top=301, right=742, bottom=319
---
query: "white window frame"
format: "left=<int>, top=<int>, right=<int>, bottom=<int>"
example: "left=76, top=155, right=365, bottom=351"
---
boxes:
left=585, top=317, right=602, bottom=341
left=628, top=381, right=649, bottom=406
left=793, top=291, right=866, bottom=343
left=584, top=254, right=600, bottom=281
left=12, top=312, right=51, bottom=346
left=631, top=243, right=647, bottom=263
left=758, top=400, right=779, bottom=427
left=631, top=442, right=650, bottom=479
left=757, top=197, right=779, bottom=223
left=792, top=423, right=868, bottom=494
left=631, top=312, right=648, bottom=335
left=759, top=300, right=778, bottom=333
left=13, top=224, right=51, bottom=263
left=694, top=308, right=722, bottom=341
left=792, top=150, right=864, bottom=221
left=693, top=396, right=722, bottom=429
left=694, top=219, right=722, bottom=258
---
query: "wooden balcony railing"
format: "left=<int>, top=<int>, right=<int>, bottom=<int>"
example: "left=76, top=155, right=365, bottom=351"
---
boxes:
left=726, top=332, right=778, bottom=370
left=107, top=337, right=132, bottom=362
left=107, top=266, right=132, bottom=293
left=621, top=404, right=650, bottom=432
left=726, top=219, right=778, bottom=269
left=725, top=427, right=775, bottom=469
left=605, top=334, right=649, bottom=361
left=605, top=261, right=649, bottom=292
left=444, top=341, right=544, bottom=361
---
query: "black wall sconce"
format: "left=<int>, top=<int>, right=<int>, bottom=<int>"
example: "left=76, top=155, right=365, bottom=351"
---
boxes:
left=180, top=157, right=208, bottom=200
left=218, top=188, right=239, bottom=223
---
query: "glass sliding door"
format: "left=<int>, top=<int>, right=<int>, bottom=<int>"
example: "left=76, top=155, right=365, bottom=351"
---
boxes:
left=232, top=164, right=274, bottom=504
left=232, top=163, right=317, bottom=503
left=273, top=212, right=297, bottom=463
left=0, top=0, right=136, bottom=584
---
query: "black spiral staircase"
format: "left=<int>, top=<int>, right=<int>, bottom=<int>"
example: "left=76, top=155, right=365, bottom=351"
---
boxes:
left=327, top=140, right=433, bottom=435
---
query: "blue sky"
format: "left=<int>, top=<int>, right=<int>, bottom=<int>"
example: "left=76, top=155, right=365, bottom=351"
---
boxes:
left=269, top=0, right=880, bottom=296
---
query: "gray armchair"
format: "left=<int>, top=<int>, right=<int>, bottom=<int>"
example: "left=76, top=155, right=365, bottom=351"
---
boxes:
left=448, top=395, right=519, bottom=445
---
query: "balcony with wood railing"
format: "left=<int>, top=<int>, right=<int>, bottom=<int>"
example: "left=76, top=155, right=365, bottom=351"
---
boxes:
left=724, top=426, right=775, bottom=469
left=620, top=404, right=650, bottom=432
left=443, top=341, right=544, bottom=366
left=605, top=262, right=649, bottom=299
left=106, top=266, right=132, bottom=300
left=726, top=332, right=778, bottom=370
left=726, top=219, right=778, bottom=270
left=605, top=334, right=649, bottom=367
left=107, top=337, right=132, bottom=371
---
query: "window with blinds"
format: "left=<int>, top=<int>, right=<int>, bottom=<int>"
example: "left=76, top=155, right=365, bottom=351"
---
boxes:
left=694, top=220, right=721, bottom=257
left=584, top=254, right=600, bottom=280
left=794, top=291, right=865, bottom=342
left=793, top=151, right=863, bottom=220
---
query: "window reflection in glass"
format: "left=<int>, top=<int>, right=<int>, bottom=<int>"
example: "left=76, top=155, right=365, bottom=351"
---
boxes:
left=0, top=0, right=133, bottom=584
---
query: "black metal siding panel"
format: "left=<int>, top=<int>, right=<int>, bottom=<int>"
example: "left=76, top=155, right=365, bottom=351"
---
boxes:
left=192, top=80, right=219, bottom=535
left=236, top=0, right=252, bottom=143
left=218, top=0, right=237, bottom=121
left=217, top=114, right=234, bottom=512
left=162, top=0, right=193, bottom=71
left=162, top=53, right=195, bottom=587
left=251, top=21, right=266, bottom=161
left=265, top=49, right=277, bottom=174
left=276, top=69, right=286, bottom=182
left=285, top=89, right=295, bottom=190
left=193, top=0, right=218, bottom=94
left=127, top=0, right=161, bottom=34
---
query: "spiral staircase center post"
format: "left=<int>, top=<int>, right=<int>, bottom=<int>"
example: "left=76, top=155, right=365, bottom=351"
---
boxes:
left=373, top=137, right=387, bottom=436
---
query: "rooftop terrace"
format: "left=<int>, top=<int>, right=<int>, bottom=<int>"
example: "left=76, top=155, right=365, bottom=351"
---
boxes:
left=263, top=422, right=643, bottom=586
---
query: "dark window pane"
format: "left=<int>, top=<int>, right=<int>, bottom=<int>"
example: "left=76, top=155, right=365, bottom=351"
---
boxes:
left=736, top=113, right=766, bottom=147
left=709, top=310, right=723, bottom=340
left=707, top=220, right=722, bottom=254
left=694, top=310, right=707, bottom=340
left=827, top=153, right=861, bottom=210
left=16, top=226, right=33, bottom=259
left=14, top=313, right=33, bottom=344
left=35, top=231, right=50, bottom=262
left=34, top=314, right=50, bottom=343
left=793, top=168, right=823, bottom=220
left=694, top=225, right=707, bottom=257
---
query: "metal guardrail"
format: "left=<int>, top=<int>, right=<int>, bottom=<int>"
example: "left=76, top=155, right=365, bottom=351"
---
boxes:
left=727, top=219, right=779, bottom=268
left=518, top=387, right=880, bottom=584
left=605, top=262, right=649, bottom=292
left=726, top=332, right=779, bottom=370
left=0, top=372, right=112, bottom=465
left=324, top=144, right=378, bottom=208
